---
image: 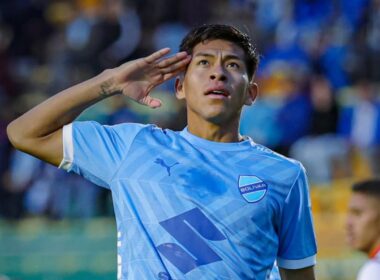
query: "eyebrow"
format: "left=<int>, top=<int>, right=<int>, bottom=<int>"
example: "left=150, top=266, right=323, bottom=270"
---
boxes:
left=194, top=52, right=244, bottom=61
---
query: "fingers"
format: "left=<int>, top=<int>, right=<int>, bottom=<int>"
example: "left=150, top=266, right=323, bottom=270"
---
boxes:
left=144, top=48, right=171, bottom=64
left=160, top=54, right=191, bottom=76
left=145, top=48, right=191, bottom=74
left=162, top=66, right=188, bottom=82
left=157, top=51, right=189, bottom=68
left=140, top=96, right=162, bottom=108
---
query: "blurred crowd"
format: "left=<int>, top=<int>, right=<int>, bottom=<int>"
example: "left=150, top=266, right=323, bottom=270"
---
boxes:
left=0, top=0, right=379, bottom=220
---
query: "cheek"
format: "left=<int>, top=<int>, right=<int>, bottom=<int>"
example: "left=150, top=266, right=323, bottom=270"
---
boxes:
left=349, top=215, right=366, bottom=234
left=358, top=215, right=379, bottom=240
left=184, top=72, right=204, bottom=92
left=231, top=74, right=249, bottom=91
left=359, top=215, right=373, bottom=230
left=232, top=83, right=250, bottom=104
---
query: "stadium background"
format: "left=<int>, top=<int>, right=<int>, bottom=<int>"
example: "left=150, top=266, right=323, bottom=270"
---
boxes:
left=0, top=0, right=379, bottom=279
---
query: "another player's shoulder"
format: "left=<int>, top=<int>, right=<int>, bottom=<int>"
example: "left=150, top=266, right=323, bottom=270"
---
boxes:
left=358, top=259, right=380, bottom=280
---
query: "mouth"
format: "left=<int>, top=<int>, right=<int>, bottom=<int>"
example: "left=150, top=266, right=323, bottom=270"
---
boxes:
left=205, top=89, right=230, bottom=98
left=346, top=232, right=355, bottom=243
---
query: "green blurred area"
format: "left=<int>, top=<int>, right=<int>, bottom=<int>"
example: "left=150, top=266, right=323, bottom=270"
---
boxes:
left=0, top=218, right=116, bottom=280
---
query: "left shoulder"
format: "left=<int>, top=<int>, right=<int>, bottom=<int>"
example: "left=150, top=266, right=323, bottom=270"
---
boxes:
left=253, top=143, right=305, bottom=175
left=358, top=259, right=380, bottom=280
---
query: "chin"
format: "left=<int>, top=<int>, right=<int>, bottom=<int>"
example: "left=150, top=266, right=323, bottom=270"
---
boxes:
left=205, top=115, right=225, bottom=124
left=204, top=111, right=238, bottom=125
left=346, top=235, right=357, bottom=249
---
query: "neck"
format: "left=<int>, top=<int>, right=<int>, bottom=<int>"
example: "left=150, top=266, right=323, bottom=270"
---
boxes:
left=187, top=118, right=242, bottom=143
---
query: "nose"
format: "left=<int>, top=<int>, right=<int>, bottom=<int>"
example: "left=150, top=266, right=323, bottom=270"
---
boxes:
left=345, top=215, right=353, bottom=231
left=210, top=65, right=227, bottom=81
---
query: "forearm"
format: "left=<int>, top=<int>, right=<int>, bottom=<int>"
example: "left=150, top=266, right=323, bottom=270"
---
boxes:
left=7, top=69, right=118, bottom=147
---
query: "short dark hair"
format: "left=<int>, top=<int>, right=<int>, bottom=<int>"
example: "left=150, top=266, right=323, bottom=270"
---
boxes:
left=352, top=179, right=380, bottom=198
left=179, top=24, right=259, bottom=80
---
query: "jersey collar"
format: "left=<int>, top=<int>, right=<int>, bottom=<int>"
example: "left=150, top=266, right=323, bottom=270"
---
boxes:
left=179, top=127, right=256, bottom=152
left=369, top=244, right=380, bottom=259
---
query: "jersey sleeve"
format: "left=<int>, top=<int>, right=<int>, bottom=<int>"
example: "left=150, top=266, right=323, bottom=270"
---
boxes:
left=276, top=165, right=317, bottom=269
left=59, top=121, right=146, bottom=188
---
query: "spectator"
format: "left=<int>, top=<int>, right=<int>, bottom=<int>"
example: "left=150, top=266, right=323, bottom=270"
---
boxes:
left=290, top=75, right=349, bottom=184
left=339, top=79, right=380, bottom=176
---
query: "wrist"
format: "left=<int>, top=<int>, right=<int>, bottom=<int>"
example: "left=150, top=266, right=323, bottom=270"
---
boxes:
left=96, top=69, right=123, bottom=98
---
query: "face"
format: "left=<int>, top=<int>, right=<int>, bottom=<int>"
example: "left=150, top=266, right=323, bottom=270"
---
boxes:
left=176, top=39, right=257, bottom=125
left=346, top=192, right=380, bottom=254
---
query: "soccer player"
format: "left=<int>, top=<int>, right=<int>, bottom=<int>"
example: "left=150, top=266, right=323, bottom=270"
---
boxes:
left=7, top=24, right=317, bottom=279
left=346, top=179, right=380, bottom=280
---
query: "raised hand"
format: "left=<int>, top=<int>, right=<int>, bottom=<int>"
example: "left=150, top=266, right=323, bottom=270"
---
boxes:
left=111, top=48, right=191, bottom=108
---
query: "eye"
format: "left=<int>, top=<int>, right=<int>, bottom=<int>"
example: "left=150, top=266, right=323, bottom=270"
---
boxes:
left=197, top=59, right=209, bottom=66
left=227, top=62, right=240, bottom=69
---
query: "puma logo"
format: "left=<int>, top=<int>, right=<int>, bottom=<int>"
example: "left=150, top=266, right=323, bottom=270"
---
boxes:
left=154, top=158, right=179, bottom=176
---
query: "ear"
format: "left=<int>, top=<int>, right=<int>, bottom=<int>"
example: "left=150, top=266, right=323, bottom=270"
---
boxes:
left=244, top=82, right=258, bottom=106
left=175, top=77, right=186, bottom=100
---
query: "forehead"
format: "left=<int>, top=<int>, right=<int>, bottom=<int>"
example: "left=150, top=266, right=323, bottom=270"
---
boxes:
left=349, top=192, right=379, bottom=210
left=192, top=39, right=245, bottom=59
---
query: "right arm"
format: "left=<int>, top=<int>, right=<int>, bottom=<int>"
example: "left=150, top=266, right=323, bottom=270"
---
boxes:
left=7, top=48, right=191, bottom=166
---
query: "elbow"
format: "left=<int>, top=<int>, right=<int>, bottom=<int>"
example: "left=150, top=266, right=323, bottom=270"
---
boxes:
left=7, top=120, right=26, bottom=150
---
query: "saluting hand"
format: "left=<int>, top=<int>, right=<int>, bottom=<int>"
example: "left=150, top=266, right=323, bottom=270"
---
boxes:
left=111, top=48, right=191, bottom=108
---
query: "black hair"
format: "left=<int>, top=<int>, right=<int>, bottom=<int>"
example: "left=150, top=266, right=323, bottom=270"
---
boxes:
left=179, top=24, right=259, bottom=80
left=352, top=179, right=380, bottom=198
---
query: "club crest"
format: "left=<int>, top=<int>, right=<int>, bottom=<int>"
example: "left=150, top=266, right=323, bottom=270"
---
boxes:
left=238, top=176, right=268, bottom=203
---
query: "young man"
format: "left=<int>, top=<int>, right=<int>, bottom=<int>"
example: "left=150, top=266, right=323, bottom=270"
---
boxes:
left=7, top=24, right=317, bottom=280
left=346, top=179, right=380, bottom=280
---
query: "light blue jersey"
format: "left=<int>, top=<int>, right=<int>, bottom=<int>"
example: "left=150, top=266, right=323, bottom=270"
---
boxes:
left=60, top=122, right=317, bottom=280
